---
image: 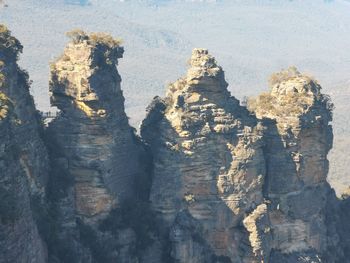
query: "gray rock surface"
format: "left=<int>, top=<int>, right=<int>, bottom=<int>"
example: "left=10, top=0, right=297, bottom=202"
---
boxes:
left=142, top=48, right=267, bottom=262
left=46, top=30, right=146, bottom=262
left=1, top=26, right=350, bottom=263
left=142, top=53, right=345, bottom=263
left=0, top=25, right=48, bottom=263
left=249, top=67, right=340, bottom=262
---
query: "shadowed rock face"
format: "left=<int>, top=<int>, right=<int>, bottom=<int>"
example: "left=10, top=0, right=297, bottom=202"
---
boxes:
left=48, top=33, right=133, bottom=218
left=46, top=31, right=146, bottom=262
left=248, top=68, right=339, bottom=262
left=142, top=54, right=342, bottom=263
left=1, top=26, right=349, bottom=263
left=0, top=25, right=48, bottom=263
left=142, top=48, right=267, bottom=262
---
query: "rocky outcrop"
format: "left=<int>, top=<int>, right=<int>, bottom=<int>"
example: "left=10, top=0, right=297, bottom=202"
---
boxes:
left=1, top=26, right=350, bottom=263
left=0, top=25, right=48, bottom=263
left=0, top=25, right=49, bottom=199
left=142, top=48, right=267, bottom=262
left=46, top=30, right=148, bottom=262
left=248, top=67, right=339, bottom=262
left=336, top=193, right=350, bottom=262
left=141, top=54, right=344, bottom=263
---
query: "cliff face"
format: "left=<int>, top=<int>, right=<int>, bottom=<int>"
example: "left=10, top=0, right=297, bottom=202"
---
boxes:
left=0, top=25, right=49, bottom=199
left=1, top=26, right=349, bottom=263
left=248, top=67, right=338, bottom=262
left=0, top=25, right=48, bottom=263
left=46, top=30, right=147, bottom=262
left=142, top=54, right=342, bottom=263
left=337, top=192, right=350, bottom=262
left=142, top=49, right=267, bottom=263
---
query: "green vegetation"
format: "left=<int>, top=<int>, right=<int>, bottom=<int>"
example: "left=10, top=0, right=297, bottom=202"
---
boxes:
left=247, top=92, right=274, bottom=113
left=268, top=66, right=302, bottom=88
left=64, top=29, right=123, bottom=66
left=66, top=29, right=123, bottom=48
left=89, top=32, right=123, bottom=48
left=0, top=24, right=23, bottom=59
left=248, top=91, right=314, bottom=116
left=248, top=68, right=334, bottom=118
left=65, top=29, right=88, bottom=43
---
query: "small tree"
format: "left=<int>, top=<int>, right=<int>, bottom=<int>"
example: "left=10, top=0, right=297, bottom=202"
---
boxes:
left=0, top=24, right=23, bottom=58
left=89, top=32, right=123, bottom=48
left=268, top=66, right=301, bottom=88
left=65, top=29, right=88, bottom=44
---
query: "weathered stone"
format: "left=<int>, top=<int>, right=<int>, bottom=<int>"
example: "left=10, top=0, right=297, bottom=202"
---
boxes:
left=46, top=30, right=146, bottom=262
left=249, top=67, right=339, bottom=262
left=142, top=48, right=266, bottom=262
left=1, top=27, right=350, bottom=263
left=0, top=24, right=48, bottom=263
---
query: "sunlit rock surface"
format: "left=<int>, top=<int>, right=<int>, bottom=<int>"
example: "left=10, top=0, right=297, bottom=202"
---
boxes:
left=248, top=67, right=340, bottom=262
left=0, top=25, right=349, bottom=262
left=142, top=48, right=267, bottom=262
left=46, top=31, right=146, bottom=262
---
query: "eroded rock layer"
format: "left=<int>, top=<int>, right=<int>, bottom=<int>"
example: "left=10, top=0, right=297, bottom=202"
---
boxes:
left=46, top=31, right=146, bottom=262
left=248, top=67, right=339, bottom=262
left=1, top=26, right=350, bottom=263
left=142, top=49, right=267, bottom=263
left=142, top=54, right=344, bottom=263
left=0, top=25, right=48, bottom=263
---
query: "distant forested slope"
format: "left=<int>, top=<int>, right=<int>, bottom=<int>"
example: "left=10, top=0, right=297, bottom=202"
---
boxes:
left=1, top=0, right=350, bottom=194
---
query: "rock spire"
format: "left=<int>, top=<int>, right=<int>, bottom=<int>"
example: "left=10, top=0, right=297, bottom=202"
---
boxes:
left=142, top=48, right=267, bottom=262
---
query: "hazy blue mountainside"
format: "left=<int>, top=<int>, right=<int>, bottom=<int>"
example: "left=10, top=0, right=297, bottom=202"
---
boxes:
left=0, top=0, right=350, bottom=194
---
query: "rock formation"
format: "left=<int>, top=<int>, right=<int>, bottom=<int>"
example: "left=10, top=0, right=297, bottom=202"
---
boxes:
left=0, top=25, right=48, bottom=263
left=142, top=54, right=343, bottom=262
left=46, top=30, right=148, bottom=262
left=248, top=66, right=339, bottom=262
left=336, top=191, right=350, bottom=262
left=141, top=48, right=267, bottom=262
left=1, top=25, right=350, bottom=263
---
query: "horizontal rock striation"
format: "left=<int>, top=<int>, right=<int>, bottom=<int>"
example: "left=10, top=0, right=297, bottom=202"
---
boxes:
left=142, top=56, right=344, bottom=263
left=46, top=30, right=147, bottom=262
left=248, top=67, right=339, bottom=262
left=142, top=48, right=267, bottom=262
left=0, top=25, right=49, bottom=198
left=0, top=25, right=48, bottom=263
left=1, top=26, right=349, bottom=263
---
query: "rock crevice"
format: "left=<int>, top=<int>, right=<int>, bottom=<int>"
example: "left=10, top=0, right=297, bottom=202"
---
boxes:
left=0, top=26, right=349, bottom=263
left=46, top=30, right=147, bottom=262
left=0, top=25, right=49, bottom=263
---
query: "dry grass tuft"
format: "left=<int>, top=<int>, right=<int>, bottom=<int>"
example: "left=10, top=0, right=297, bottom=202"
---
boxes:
left=66, top=29, right=123, bottom=48
left=268, top=66, right=301, bottom=88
